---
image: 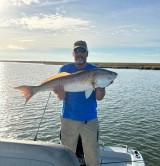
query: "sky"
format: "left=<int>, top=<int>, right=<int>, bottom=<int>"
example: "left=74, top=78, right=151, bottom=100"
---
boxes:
left=0, top=0, right=160, bottom=63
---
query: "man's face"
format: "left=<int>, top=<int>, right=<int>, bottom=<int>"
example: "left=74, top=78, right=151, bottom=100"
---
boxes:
left=73, top=47, right=88, bottom=65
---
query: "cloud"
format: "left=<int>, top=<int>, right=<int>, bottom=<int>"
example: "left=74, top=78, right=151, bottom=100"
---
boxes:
left=38, top=0, right=77, bottom=7
left=0, top=14, right=89, bottom=31
left=7, top=44, right=25, bottom=50
left=11, top=0, right=39, bottom=6
left=19, top=14, right=89, bottom=31
left=9, top=0, right=77, bottom=7
left=0, top=18, right=23, bottom=28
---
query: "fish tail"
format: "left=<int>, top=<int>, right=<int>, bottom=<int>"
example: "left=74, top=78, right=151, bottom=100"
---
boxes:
left=14, top=85, right=36, bottom=104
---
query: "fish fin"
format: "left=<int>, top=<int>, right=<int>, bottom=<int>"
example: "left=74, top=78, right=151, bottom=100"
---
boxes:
left=43, top=72, right=70, bottom=83
left=85, top=89, right=93, bottom=99
left=14, top=86, right=35, bottom=105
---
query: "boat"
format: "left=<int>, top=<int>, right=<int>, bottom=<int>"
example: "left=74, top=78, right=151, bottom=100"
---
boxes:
left=77, top=146, right=145, bottom=166
left=99, top=145, right=145, bottom=166
left=0, top=138, right=79, bottom=166
left=0, top=138, right=145, bottom=166
left=76, top=137, right=145, bottom=166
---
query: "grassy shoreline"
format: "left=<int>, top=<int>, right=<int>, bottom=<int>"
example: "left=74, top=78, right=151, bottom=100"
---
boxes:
left=0, top=60, right=160, bottom=70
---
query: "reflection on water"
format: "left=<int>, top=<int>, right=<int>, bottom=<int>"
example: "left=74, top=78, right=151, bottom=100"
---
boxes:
left=0, top=63, right=10, bottom=137
left=0, top=62, right=159, bottom=165
left=0, top=63, right=6, bottom=109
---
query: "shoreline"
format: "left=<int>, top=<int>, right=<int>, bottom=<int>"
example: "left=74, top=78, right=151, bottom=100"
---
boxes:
left=0, top=60, right=160, bottom=70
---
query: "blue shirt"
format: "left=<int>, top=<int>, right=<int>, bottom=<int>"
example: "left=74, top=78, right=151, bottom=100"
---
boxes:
left=59, top=63, right=98, bottom=121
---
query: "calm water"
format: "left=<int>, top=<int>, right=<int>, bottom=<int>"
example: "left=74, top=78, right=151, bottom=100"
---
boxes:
left=0, top=62, right=159, bottom=165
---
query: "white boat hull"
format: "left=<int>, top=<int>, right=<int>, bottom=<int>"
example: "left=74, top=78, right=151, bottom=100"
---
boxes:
left=0, top=139, right=79, bottom=166
left=0, top=139, right=145, bottom=166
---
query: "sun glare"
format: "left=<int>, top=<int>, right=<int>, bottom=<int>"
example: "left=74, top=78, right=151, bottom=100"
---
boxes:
left=0, top=1, right=5, bottom=12
left=0, top=2, right=2, bottom=9
left=0, top=1, right=10, bottom=13
left=0, top=1, right=5, bottom=8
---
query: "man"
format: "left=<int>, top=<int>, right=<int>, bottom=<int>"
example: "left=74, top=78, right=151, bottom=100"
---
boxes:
left=54, top=40, right=105, bottom=166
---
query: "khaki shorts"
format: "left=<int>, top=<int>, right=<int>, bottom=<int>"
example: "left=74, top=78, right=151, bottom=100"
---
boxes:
left=61, top=117, right=99, bottom=166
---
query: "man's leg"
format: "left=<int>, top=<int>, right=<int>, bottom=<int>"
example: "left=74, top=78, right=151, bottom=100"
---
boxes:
left=61, top=118, right=80, bottom=153
left=80, top=118, right=99, bottom=166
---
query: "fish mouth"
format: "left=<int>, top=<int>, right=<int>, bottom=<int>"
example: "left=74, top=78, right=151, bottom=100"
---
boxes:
left=113, top=72, right=118, bottom=78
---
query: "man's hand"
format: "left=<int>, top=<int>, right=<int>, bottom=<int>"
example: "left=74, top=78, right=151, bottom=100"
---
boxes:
left=53, top=85, right=66, bottom=100
left=95, top=87, right=105, bottom=101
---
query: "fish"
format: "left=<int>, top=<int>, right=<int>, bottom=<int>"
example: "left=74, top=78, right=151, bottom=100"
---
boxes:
left=15, top=68, right=117, bottom=104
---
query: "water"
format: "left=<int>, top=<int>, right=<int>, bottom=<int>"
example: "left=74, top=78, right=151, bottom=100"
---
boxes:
left=0, top=62, right=159, bottom=165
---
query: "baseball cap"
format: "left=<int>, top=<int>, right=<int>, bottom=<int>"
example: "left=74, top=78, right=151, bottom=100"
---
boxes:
left=73, top=40, right=88, bottom=51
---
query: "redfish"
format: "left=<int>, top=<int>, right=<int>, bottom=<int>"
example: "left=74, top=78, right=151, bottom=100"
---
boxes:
left=15, top=68, right=117, bottom=104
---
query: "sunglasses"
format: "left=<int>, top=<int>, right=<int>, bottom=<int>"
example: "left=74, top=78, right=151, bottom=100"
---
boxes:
left=74, top=47, right=87, bottom=53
